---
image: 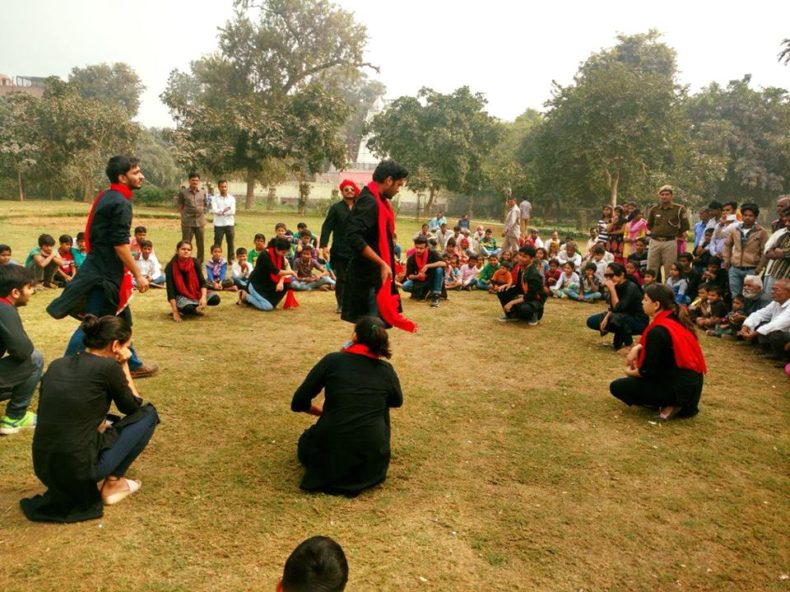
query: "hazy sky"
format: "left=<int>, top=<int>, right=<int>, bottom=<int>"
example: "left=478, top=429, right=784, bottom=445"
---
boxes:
left=2, top=0, right=788, bottom=128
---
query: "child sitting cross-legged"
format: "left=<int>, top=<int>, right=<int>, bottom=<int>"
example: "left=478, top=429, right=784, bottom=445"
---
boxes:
left=443, top=254, right=462, bottom=290
left=206, top=244, right=237, bottom=292
left=231, top=247, right=254, bottom=289
left=458, top=254, right=480, bottom=290
left=708, top=293, right=747, bottom=338
left=665, top=262, right=690, bottom=305
left=135, top=240, right=165, bottom=288
left=566, top=261, right=602, bottom=302
left=476, top=254, right=500, bottom=290
left=694, top=284, right=727, bottom=330
left=488, top=261, right=513, bottom=293
left=291, top=245, right=335, bottom=291
left=544, top=258, right=561, bottom=291
left=53, top=234, right=77, bottom=287
left=550, top=261, right=580, bottom=298
left=643, top=269, right=657, bottom=288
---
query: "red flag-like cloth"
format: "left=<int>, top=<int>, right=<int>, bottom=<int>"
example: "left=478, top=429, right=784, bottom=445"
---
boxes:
left=84, top=184, right=134, bottom=314
left=368, top=181, right=417, bottom=333
left=343, top=342, right=380, bottom=359
left=637, top=309, right=707, bottom=374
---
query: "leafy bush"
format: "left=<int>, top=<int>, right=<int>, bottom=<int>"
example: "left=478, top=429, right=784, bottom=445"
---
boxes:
left=135, top=185, right=176, bottom=205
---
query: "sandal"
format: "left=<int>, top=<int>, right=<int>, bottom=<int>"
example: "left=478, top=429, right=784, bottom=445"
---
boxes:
left=102, top=478, right=142, bottom=506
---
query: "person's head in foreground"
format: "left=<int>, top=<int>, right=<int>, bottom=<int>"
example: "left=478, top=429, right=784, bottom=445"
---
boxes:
left=350, top=316, right=392, bottom=359
left=277, top=535, right=348, bottom=592
left=82, top=313, right=133, bottom=358
left=0, top=264, right=34, bottom=306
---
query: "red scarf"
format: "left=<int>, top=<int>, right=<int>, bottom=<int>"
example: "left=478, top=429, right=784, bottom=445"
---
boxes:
left=369, top=181, right=417, bottom=333
left=638, top=309, right=707, bottom=374
left=343, top=342, right=380, bottom=360
left=0, top=297, right=11, bottom=306
left=173, top=257, right=202, bottom=300
left=266, top=246, right=299, bottom=309
left=413, top=249, right=428, bottom=280
left=84, top=183, right=134, bottom=314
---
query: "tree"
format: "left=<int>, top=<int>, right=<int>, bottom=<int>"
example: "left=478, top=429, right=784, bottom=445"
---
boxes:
left=780, top=39, right=790, bottom=65
left=526, top=31, right=686, bottom=207
left=331, top=73, right=386, bottom=160
left=69, top=63, right=145, bottom=117
left=136, top=128, right=180, bottom=188
left=366, top=86, right=502, bottom=216
left=0, top=93, right=40, bottom=200
left=162, top=0, right=373, bottom=209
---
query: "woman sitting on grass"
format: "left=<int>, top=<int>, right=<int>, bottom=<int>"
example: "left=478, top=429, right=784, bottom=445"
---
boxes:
left=586, top=262, right=648, bottom=352
left=165, top=240, right=220, bottom=322
left=290, top=316, right=403, bottom=496
left=610, top=283, right=706, bottom=421
left=21, top=315, right=159, bottom=522
left=240, top=236, right=297, bottom=311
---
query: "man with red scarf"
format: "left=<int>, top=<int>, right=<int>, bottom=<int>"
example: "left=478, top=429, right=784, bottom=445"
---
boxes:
left=47, top=156, right=158, bottom=378
left=342, top=160, right=415, bottom=331
left=320, top=179, right=359, bottom=314
left=402, top=236, right=447, bottom=307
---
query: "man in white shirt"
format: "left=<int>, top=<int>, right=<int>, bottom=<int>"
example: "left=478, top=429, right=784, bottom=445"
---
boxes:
left=709, top=201, right=738, bottom=257
left=502, top=197, right=521, bottom=254
left=738, top=278, right=790, bottom=361
left=519, top=198, right=532, bottom=236
left=212, top=180, right=236, bottom=260
left=435, top=222, right=453, bottom=251
left=557, top=241, right=582, bottom=270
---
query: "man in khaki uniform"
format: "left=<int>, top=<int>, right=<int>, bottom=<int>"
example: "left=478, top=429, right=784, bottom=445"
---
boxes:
left=646, top=185, right=689, bottom=282
left=178, top=172, right=207, bottom=263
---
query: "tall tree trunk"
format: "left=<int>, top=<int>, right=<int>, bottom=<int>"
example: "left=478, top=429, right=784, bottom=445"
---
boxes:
left=17, top=169, right=25, bottom=201
left=245, top=170, right=256, bottom=210
left=609, top=170, right=619, bottom=207
left=266, top=185, right=277, bottom=211
left=298, top=180, right=310, bottom=215
left=415, top=193, right=422, bottom=221
left=425, top=186, right=438, bottom=214
left=83, top=175, right=93, bottom=203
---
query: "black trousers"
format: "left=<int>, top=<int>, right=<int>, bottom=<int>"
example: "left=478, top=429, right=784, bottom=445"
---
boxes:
left=610, top=369, right=703, bottom=415
left=497, top=288, right=544, bottom=320
left=332, top=257, right=349, bottom=309
left=213, top=225, right=235, bottom=261
left=757, top=330, right=790, bottom=359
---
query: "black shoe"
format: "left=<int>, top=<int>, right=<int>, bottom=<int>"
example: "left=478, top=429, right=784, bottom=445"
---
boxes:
left=430, top=296, right=440, bottom=308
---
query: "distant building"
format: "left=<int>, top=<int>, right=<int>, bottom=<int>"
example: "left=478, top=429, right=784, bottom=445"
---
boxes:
left=0, top=74, right=46, bottom=98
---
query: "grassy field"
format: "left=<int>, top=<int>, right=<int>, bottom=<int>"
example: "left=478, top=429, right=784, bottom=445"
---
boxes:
left=0, top=201, right=787, bottom=591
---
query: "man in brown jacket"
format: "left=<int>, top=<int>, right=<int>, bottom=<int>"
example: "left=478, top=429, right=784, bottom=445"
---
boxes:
left=723, top=202, right=768, bottom=298
left=177, top=172, right=207, bottom=263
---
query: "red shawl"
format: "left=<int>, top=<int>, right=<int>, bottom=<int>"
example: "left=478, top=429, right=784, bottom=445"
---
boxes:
left=368, top=181, right=417, bottom=333
left=343, top=342, right=380, bottom=360
left=84, top=183, right=134, bottom=314
left=267, top=246, right=299, bottom=309
left=638, top=309, right=707, bottom=374
left=173, top=257, right=202, bottom=300
left=413, top=249, right=428, bottom=281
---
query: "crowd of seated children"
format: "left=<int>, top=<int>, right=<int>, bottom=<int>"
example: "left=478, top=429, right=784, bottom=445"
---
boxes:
left=135, top=240, right=165, bottom=287
left=292, top=245, right=335, bottom=291
left=165, top=240, right=221, bottom=322
left=567, top=262, right=603, bottom=302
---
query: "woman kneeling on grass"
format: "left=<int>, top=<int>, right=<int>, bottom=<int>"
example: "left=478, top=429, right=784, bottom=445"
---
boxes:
left=610, top=283, right=706, bottom=421
left=586, top=261, right=648, bottom=352
left=165, top=240, right=220, bottom=322
left=291, top=316, right=403, bottom=496
left=240, top=236, right=297, bottom=311
left=21, top=315, right=159, bottom=522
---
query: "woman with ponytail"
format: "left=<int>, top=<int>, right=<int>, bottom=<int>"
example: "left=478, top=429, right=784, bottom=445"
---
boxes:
left=165, top=240, right=220, bottom=322
left=610, top=283, right=706, bottom=421
left=21, top=315, right=159, bottom=522
left=290, top=316, right=403, bottom=496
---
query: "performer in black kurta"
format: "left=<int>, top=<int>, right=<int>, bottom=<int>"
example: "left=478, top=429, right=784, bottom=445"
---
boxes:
left=47, top=155, right=158, bottom=378
left=342, top=160, right=416, bottom=331
left=610, top=283, right=706, bottom=420
left=291, top=316, right=403, bottom=496
left=320, top=179, right=359, bottom=313
left=241, top=237, right=297, bottom=311
left=497, top=244, right=546, bottom=324
left=21, top=315, right=159, bottom=523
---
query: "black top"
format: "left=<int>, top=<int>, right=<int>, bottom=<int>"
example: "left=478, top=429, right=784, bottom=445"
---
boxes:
left=627, top=251, right=648, bottom=272
left=164, top=258, right=208, bottom=301
left=515, top=263, right=546, bottom=303
left=405, top=249, right=442, bottom=277
left=346, top=187, right=396, bottom=287
left=0, top=302, right=35, bottom=389
left=638, top=324, right=704, bottom=409
left=248, top=249, right=283, bottom=297
left=319, top=200, right=354, bottom=261
left=611, top=280, right=646, bottom=319
left=291, top=351, right=403, bottom=494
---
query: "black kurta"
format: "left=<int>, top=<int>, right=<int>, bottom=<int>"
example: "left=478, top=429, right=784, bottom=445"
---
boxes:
left=247, top=248, right=287, bottom=307
left=20, top=352, right=152, bottom=523
left=291, top=351, right=403, bottom=495
left=319, top=199, right=353, bottom=262
left=47, top=189, right=133, bottom=320
left=341, top=187, right=397, bottom=323
left=0, top=301, right=35, bottom=390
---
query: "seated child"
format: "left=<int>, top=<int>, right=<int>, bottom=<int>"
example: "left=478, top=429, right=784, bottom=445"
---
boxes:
left=625, top=260, right=643, bottom=286
left=25, top=233, right=61, bottom=288
left=534, top=247, right=549, bottom=272
left=693, top=227, right=714, bottom=272
left=566, top=261, right=602, bottom=302
left=135, top=240, right=165, bottom=287
left=709, top=293, right=746, bottom=337
left=544, top=230, right=561, bottom=257
left=295, top=222, right=318, bottom=247
left=458, top=254, right=479, bottom=290
left=0, top=244, right=17, bottom=266
left=544, top=258, right=561, bottom=290
left=295, top=231, right=319, bottom=261
left=479, top=229, right=499, bottom=257
left=277, top=536, right=348, bottom=592
left=689, top=283, right=709, bottom=322
left=249, top=233, right=266, bottom=266
left=206, top=244, right=237, bottom=291
left=551, top=261, right=580, bottom=298
left=677, top=252, right=701, bottom=300
left=53, top=234, right=77, bottom=287
left=665, top=262, right=690, bottom=305
left=489, top=261, right=513, bottom=293
left=626, top=237, right=649, bottom=274
left=444, top=254, right=461, bottom=290
left=291, top=246, right=335, bottom=291
left=702, top=257, right=730, bottom=304
left=130, top=225, right=147, bottom=260
left=72, top=232, right=87, bottom=268
left=695, top=284, right=727, bottom=329
left=231, top=247, right=254, bottom=289
left=642, top=269, right=657, bottom=287
left=476, top=254, right=499, bottom=290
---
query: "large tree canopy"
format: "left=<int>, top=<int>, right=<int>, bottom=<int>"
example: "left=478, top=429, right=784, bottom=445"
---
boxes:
left=162, top=0, right=371, bottom=208
left=69, top=63, right=146, bottom=117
